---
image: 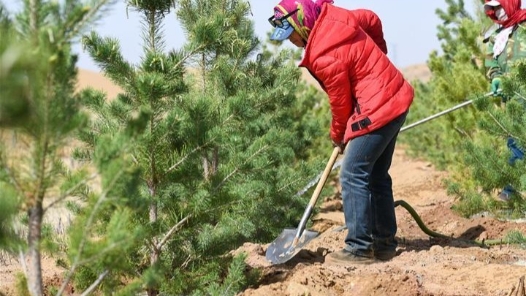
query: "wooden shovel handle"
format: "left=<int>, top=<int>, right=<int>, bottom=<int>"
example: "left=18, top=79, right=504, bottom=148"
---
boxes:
left=294, top=147, right=341, bottom=241
left=307, top=146, right=340, bottom=208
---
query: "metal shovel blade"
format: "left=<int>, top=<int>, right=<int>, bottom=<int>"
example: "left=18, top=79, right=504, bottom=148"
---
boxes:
left=265, top=228, right=319, bottom=264
left=266, top=148, right=340, bottom=265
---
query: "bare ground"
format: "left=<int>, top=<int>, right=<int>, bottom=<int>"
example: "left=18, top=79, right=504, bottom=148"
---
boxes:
left=234, top=148, right=526, bottom=296
left=2, top=144, right=526, bottom=296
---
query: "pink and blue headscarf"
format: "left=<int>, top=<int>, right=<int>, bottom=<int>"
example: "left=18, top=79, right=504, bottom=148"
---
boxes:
left=273, top=0, right=334, bottom=41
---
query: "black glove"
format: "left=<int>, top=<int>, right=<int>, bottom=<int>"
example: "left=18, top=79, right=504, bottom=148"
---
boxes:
left=332, top=139, right=346, bottom=154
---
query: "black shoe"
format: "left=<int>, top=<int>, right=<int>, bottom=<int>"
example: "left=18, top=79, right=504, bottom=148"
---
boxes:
left=374, top=249, right=397, bottom=261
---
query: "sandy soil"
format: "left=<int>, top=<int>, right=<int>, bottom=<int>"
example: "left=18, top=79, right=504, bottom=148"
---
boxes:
left=2, top=133, right=526, bottom=296
left=234, top=148, right=526, bottom=296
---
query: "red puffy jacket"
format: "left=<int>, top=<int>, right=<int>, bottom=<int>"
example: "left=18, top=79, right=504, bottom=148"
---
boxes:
left=299, top=4, right=414, bottom=143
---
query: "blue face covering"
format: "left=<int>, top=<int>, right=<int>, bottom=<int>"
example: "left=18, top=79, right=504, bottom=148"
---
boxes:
left=270, top=19, right=294, bottom=41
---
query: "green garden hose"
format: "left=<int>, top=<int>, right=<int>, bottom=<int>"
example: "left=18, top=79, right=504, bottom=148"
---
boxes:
left=395, top=200, right=518, bottom=247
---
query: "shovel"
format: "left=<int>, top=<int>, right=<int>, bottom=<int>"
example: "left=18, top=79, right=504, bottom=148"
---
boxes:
left=265, top=146, right=340, bottom=264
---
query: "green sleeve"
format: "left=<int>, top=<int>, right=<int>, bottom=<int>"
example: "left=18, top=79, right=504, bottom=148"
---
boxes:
left=485, top=38, right=502, bottom=80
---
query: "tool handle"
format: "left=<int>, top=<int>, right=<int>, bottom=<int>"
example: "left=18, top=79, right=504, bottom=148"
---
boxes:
left=308, top=146, right=340, bottom=207
left=400, top=92, right=493, bottom=132
left=400, top=100, right=473, bottom=132
left=295, top=147, right=340, bottom=239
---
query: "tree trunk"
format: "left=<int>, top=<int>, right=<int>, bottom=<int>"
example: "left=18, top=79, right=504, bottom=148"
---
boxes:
left=203, top=148, right=219, bottom=181
left=203, top=154, right=210, bottom=181
left=28, top=1, right=42, bottom=292
left=149, top=197, right=157, bottom=222
left=27, top=203, right=44, bottom=296
left=148, top=185, right=159, bottom=296
left=29, top=0, right=39, bottom=35
left=146, top=248, right=160, bottom=296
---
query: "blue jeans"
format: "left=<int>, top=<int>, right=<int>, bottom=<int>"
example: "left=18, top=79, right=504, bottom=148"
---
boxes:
left=340, top=111, right=408, bottom=257
left=500, top=137, right=525, bottom=200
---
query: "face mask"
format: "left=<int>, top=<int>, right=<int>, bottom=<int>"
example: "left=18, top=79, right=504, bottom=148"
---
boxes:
left=486, top=8, right=496, bottom=20
left=495, top=7, right=508, bottom=21
left=484, top=9, right=497, bottom=20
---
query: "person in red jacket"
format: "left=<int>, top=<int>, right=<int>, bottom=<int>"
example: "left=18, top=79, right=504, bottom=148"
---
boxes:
left=269, top=0, right=414, bottom=264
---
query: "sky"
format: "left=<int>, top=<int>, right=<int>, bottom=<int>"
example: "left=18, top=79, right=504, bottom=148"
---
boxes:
left=3, top=1, right=480, bottom=71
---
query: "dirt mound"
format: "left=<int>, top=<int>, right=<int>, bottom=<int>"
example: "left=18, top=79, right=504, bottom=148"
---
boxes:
left=234, top=148, right=526, bottom=296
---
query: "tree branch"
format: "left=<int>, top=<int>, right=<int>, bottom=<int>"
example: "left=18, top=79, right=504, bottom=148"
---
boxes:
left=165, top=141, right=209, bottom=173
left=43, top=173, right=97, bottom=212
left=165, top=114, right=235, bottom=174
left=155, top=214, right=191, bottom=251
left=514, top=91, right=526, bottom=104
left=155, top=194, right=260, bottom=263
left=3, top=165, right=24, bottom=197
left=214, top=145, right=269, bottom=191
left=174, top=44, right=206, bottom=70
left=63, top=0, right=113, bottom=44
left=75, top=241, right=127, bottom=266
left=488, top=112, right=519, bottom=139
left=80, top=270, right=109, bottom=296
left=18, top=248, right=27, bottom=276
left=278, top=178, right=303, bottom=193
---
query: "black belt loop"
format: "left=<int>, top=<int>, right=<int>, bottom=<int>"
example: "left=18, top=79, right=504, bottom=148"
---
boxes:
left=351, top=117, right=371, bottom=132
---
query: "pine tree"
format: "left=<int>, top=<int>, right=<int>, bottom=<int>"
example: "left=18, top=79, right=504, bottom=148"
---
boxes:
left=79, top=0, right=187, bottom=293
left=453, top=59, right=526, bottom=216
left=0, top=0, right=123, bottom=294
left=402, top=0, right=526, bottom=216
left=402, top=0, right=488, bottom=169
left=260, top=41, right=332, bottom=160
left=79, top=0, right=325, bottom=294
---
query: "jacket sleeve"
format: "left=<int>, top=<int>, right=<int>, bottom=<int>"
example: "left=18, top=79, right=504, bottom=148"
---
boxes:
left=484, top=38, right=503, bottom=80
left=311, top=57, right=352, bottom=143
left=353, top=9, right=388, bottom=54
